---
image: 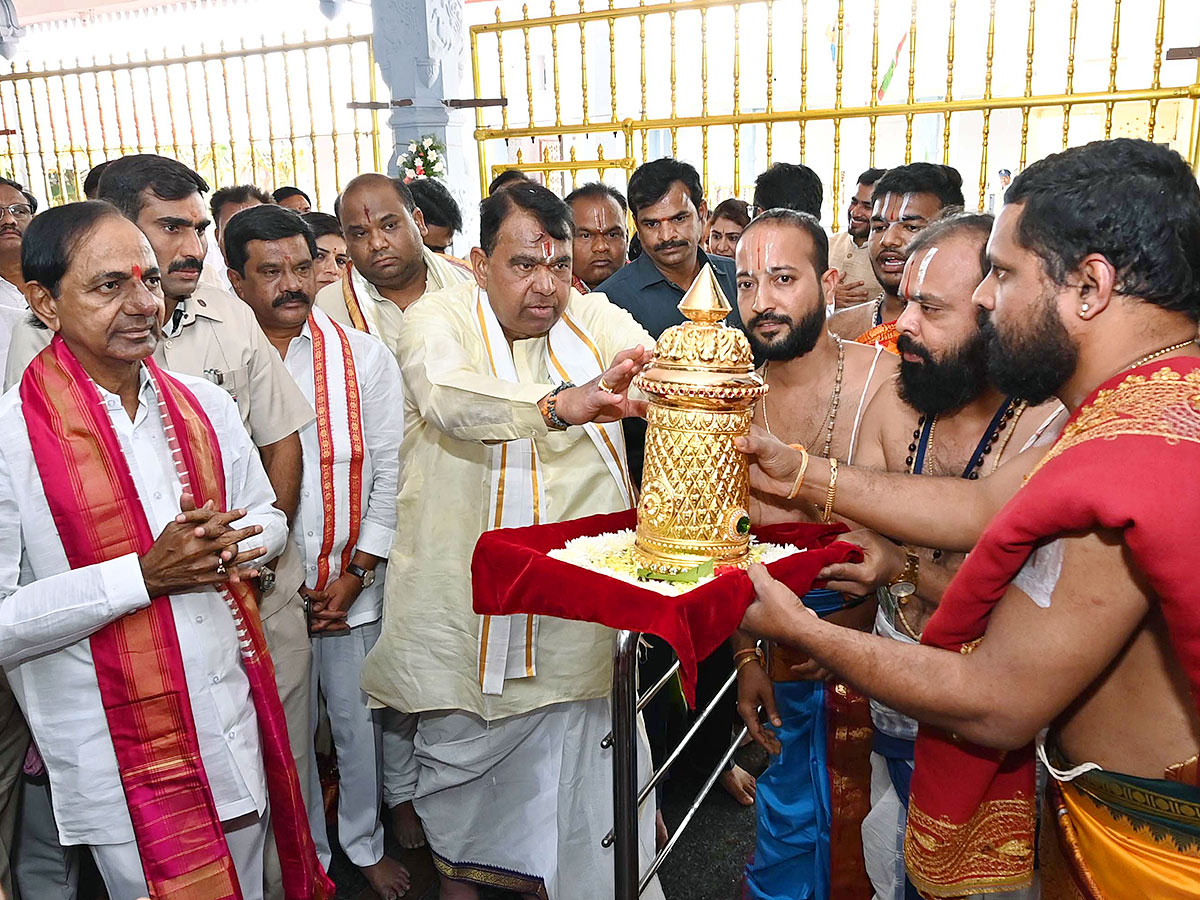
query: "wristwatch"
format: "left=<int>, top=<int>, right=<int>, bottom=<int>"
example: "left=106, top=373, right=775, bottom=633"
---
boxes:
left=257, top=564, right=276, bottom=593
left=887, top=548, right=920, bottom=602
left=345, top=562, right=376, bottom=589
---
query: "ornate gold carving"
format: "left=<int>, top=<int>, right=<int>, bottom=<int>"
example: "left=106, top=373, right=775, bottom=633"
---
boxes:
left=905, top=794, right=1037, bottom=897
left=634, top=265, right=767, bottom=573
left=1030, top=366, right=1200, bottom=480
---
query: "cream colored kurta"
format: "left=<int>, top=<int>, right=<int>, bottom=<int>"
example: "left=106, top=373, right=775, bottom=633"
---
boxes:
left=361, top=281, right=653, bottom=721
left=315, top=246, right=471, bottom=359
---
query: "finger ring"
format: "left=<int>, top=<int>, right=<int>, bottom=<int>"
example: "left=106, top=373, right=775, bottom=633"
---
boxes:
left=215, top=559, right=227, bottom=576
left=598, top=378, right=613, bottom=393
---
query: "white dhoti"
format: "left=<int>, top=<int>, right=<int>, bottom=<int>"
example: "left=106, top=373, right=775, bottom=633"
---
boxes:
left=381, top=707, right=419, bottom=809
left=306, top=619, right=385, bottom=869
left=414, top=697, right=663, bottom=900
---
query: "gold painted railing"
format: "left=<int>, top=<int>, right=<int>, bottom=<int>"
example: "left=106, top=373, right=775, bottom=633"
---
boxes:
left=470, top=0, right=1200, bottom=228
left=0, top=20, right=382, bottom=210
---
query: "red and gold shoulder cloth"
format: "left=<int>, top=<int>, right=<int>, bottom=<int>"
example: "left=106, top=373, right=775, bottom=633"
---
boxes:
left=904, top=357, right=1200, bottom=897
left=21, top=336, right=333, bottom=900
left=854, top=320, right=900, bottom=355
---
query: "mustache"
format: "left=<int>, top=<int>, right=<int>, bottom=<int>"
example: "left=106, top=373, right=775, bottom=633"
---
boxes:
left=168, top=256, right=203, bottom=274
left=272, top=290, right=311, bottom=307
left=895, top=333, right=932, bottom=362
left=653, top=239, right=690, bottom=253
left=748, top=311, right=794, bottom=330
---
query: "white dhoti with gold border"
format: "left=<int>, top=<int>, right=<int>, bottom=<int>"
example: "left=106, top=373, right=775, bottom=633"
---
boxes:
left=414, top=697, right=664, bottom=900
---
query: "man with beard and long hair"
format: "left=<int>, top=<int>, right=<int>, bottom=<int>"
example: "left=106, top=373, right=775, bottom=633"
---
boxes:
left=731, top=208, right=895, bottom=900
left=738, top=138, right=1200, bottom=898
left=817, top=212, right=1063, bottom=900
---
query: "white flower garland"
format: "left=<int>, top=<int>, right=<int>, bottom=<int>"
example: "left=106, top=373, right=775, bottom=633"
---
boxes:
left=548, top=529, right=800, bottom=596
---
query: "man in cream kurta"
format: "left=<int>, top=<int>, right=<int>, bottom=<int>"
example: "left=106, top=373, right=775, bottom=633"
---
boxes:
left=361, top=183, right=663, bottom=900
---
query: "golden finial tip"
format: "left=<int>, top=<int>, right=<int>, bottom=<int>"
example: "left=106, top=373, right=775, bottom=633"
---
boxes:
left=677, top=263, right=732, bottom=324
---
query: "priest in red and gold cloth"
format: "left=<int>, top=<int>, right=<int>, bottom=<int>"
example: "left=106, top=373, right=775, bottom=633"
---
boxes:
left=0, top=201, right=331, bottom=899
left=738, top=138, right=1200, bottom=899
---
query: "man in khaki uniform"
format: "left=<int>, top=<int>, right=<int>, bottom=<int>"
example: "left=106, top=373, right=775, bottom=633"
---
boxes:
left=4, top=155, right=316, bottom=900
left=316, top=173, right=471, bottom=359
left=827, top=167, right=885, bottom=311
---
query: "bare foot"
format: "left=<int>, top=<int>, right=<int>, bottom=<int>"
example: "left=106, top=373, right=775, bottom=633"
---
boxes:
left=361, top=854, right=411, bottom=899
left=655, top=810, right=669, bottom=853
left=719, top=764, right=757, bottom=806
left=390, top=800, right=427, bottom=849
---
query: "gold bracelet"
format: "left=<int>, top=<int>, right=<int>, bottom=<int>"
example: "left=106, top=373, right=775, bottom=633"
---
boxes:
left=733, top=647, right=761, bottom=662
left=736, top=653, right=764, bottom=673
left=822, top=457, right=839, bottom=524
left=786, top=443, right=810, bottom=500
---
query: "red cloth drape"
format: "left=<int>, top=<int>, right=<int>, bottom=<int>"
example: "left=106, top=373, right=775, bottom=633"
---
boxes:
left=472, top=509, right=860, bottom=705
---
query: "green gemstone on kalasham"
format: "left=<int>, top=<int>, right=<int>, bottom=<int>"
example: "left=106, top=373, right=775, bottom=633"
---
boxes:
left=736, top=516, right=751, bottom=535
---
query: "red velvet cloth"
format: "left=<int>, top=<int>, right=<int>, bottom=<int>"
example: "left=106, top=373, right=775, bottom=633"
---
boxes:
left=471, top=509, right=860, bottom=705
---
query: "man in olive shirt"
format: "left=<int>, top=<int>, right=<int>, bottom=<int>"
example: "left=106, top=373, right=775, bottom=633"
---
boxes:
left=4, top=155, right=316, bottom=900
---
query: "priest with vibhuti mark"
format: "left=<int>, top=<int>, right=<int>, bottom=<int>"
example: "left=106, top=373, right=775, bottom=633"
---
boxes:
left=360, top=182, right=664, bottom=900
left=0, top=201, right=330, bottom=899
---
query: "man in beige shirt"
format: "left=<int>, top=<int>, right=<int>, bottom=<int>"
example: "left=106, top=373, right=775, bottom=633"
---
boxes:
left=4, top=155, right=316, bottom=900
left=316, top=173, right=471, bottom=359
left=361, top=183, right=663, bottom=900
left=827, top=167, right=886, bottom=311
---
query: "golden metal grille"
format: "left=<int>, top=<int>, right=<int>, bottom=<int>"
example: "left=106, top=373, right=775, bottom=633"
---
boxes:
left=0, top=19, right=382, bottom=210
left=469, top=0, right=1200, bottom=227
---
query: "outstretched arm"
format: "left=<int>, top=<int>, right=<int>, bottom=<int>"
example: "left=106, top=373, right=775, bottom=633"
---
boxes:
left=736, top=428, right=1045, bottom=552
left=739, top=529, right=1146, bottom=750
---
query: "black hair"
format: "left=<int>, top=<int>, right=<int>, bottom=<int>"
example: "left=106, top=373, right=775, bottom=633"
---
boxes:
left=303, top=211, right=343, bottom=241
left=82, top=161, right=113, bottom=200
left=97, top=154, right=210, bottom=221
left=479, top=183, right=573, bottom=256
left=709, top=198, right=750, bottom=229
left=871, top=162, right=964, bottom=208
left=222, top=204, right=318, bottom=277
left=407, top=177, right=463, bottom=233
left=904, top=210, right=995, bottom=282
left=753, top=162, right=823, bottom=217
left=210, top=184, right=272, bottom=231
left=333, top=174, right=415, bottom=221
left=627, top=158, right=704, bottom=217
left=740, top=208, right=830, bottom=275
left=22, top=200, right=125, bottom=298
left=488, top=169, right=533, bottom=195
left=564, top=181, right=628, bottom=214
left=272, top=186, right=311, bottom=205
left=857, top=167, right=887, bottom=187
left=1005, top=138, right=1200, bottom=320
left=0, top=176, right=35, bottom=213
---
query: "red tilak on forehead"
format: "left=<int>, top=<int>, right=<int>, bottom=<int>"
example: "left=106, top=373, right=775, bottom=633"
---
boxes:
left=541, top=238, right=554, bottom=260
left=593, top=210, right=603, bottom=230
left=131, top=264, right=142, bottom=281
left=899, top=257, right=915, bottom=300
left=754, top=242, right=763, bottom=271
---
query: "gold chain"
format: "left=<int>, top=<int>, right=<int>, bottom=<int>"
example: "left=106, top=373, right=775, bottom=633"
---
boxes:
left=761, top=335, right=846, bottom=459
left=1125, top=339, right=1197, bottom=373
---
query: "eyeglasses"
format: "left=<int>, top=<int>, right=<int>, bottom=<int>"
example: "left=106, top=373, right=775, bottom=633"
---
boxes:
left=0, top=204, right=33, bottom=220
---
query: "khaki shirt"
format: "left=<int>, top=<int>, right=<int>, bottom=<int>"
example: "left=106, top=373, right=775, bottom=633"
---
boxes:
left=315, top=246, right=472, bottom=360
left=4, top=284, right=314, bottom=448
left=360, top=281, right=654, bottom=720
left=828, top=230, right=883, bottom=300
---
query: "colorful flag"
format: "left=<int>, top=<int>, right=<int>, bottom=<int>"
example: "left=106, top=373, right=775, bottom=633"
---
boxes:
left=877, top=33, right=908, bottom=102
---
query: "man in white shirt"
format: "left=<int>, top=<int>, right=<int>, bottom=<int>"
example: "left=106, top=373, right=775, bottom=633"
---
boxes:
left=0, top=201, right=329, bottom=899
left=0, top=176, right=33, bottom=376
left=225, top=204, right=410, bottom=900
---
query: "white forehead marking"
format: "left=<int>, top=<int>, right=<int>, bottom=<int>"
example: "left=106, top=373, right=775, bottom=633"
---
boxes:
left=896, top=192, right=916, bottom=222
left=916, top=245, right=939, bottom=288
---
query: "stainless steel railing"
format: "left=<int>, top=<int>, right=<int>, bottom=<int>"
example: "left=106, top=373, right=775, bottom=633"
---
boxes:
left=608, top=630, right=748, bottom=899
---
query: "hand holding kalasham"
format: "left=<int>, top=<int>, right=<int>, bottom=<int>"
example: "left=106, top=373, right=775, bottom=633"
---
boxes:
left=549, top=344, right=651, bottom=425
